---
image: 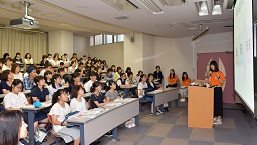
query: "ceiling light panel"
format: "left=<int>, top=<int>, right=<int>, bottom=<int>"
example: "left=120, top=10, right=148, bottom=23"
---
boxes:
left=101, top=0, right=139, bottom=11
left=136, top=0, right=164, bottom=14
left=191, top=18, right=233, bottom=25
left=194, top=0, right=209, bottom=16
left=159, top=0, right=187, bottom=7
left=173, top=21, right=196, bottom=29
left=212, top=0, right=223, bottom=15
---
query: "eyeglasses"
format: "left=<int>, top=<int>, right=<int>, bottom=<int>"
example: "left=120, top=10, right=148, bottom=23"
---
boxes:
left=15, top=86, right=23, bottom=90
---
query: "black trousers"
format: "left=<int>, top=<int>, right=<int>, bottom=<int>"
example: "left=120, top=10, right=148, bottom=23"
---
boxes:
left=214, top=87, right=223, bottom=117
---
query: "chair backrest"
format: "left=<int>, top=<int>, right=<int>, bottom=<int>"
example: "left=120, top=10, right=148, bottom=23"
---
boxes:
left=27, top=97, right=32, bottom=104
left=47, top=113, right=54, bottom=124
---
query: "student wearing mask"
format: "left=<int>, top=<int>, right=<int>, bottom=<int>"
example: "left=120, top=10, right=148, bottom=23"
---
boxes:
left=23, top=67, right=36, bottom=90
left=11, top=63, right=23, bottom=81
left=2, top=57, right=13, bottom=71
left=209, top=61, right=226, bottom=125
left=0, top=110, right=28, bottom=145
left=70, top=85, right=88, bottom=112
left=153, top=65, right=163, bottom=84
left=49, top=89, right=80, bottom=145
left=167, top=69, right=178, bottom=88
left=180, top=72, right=191, bottom=102
left=13, top=52, right=23, bottom=64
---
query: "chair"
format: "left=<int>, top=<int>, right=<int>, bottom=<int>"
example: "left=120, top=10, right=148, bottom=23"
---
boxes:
left=47, top=114, right=62, bottom=145
left=135, top=90, right=149, bottom=112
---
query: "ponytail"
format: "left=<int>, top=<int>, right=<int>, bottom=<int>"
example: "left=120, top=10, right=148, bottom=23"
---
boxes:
left=90, top=81, right=101, bottom=93
left=52, top=89, right=67, bottom=105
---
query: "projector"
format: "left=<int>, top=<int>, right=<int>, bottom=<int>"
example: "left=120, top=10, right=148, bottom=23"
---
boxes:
left=10, top=17, right=40, bottom=29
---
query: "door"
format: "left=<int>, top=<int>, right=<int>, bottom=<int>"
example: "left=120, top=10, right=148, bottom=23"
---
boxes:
left=197, top=52, right=234, bottom=104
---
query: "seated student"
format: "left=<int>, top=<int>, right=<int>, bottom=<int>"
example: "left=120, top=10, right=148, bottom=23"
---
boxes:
left=2, top=57, right=13, bottom=71
left=117, top=73, right=131, bottom=89
left=113, top=67, right=122, bottom=81
left=68, top=61, right=77, bottom=74
left=96, top=66, right=103, bottom=81
left=11, top=63, right=23, bottom=81
left=44, top=71, right=53, bottom=86
left=99, top=61, right=107, bottom=71
left=180, top=72, right=191, bottom=102
left=24, top=53, right=33, bottom=64
left=105, top=80, right=121, bottom=102
left=70, top=85, right=88, bottom=112
left=63, top=53, right=70, bottom=64
left=4, top=79, right=48, bottom=132
left=81, top=55, right=87, bottom=65
left=31, top=76, right=50, bottom=103
left=39, top=63, right=53, bottom=76
left=0, top=110, right=28, bottom=145
left=126, top=72, right=137, bottom=85
left=48, top=74, right=63, bottom=100
left=59, top=62, right=68, bottom=72
left=85, top=59, right=92, bottom=70
left=23, top=67, right=37, bottom=90
left=60, top=55, right=69, bottom=67
left=153, top=65, right=163, bottom=84
left=46, top=54, right=53, bottom=64
left=84, top=72, right=97, bottom=93
left=136, top=70, right=143, bottom=83
left=104, top=68, right=113, bottom=80
left=94, top=60, right=100, bottom=68
left=88, top=66, right=96, bottom=77
left=74, top=62, right=86, bottom=77
left=13, top=52, right=23, bottom=64
left=40, top=55, right=50, bottom=66
left=58, top=68, right=69, bottom=87
left=147, top=73, right=163, bottom=114
left=68, top=72, right=82, bottom=94
left=90, top=81, right=108, bottom=109
left=0, top=70, right=14, bottom=94
left=125, top=67, right=132, bottom=75
left=51, top=54, right=60, bottom=67
left=137, top=74, right=155, bottom=115
left=167, top=69, right=178, bottom=88
left=49, top=89, right=80, bottom=145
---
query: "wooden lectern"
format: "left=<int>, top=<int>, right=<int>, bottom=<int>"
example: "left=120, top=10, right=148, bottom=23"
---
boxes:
left=188, top=86, right=214, bottom=128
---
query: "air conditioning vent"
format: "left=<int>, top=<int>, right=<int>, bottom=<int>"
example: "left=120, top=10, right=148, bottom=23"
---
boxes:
left=101, top=0, right=139, bottom=11
left=136, top=0, right=164, bottom=14
left=159, top=0, right=187, bottom=7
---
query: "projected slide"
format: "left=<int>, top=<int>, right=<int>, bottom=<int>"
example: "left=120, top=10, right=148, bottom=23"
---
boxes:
left=234, top=0, right=254, bottom=112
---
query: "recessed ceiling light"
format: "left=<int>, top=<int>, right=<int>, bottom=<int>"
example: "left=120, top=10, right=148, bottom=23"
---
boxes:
left=156, top=24, right=172, bottom=28
left=77, top=5, right=88, bottom=8
left=195, top=1, right=209, bottom=16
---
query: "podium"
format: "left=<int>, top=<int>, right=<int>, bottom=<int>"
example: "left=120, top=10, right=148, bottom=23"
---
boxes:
left=188, top=86, right=214, bottom=128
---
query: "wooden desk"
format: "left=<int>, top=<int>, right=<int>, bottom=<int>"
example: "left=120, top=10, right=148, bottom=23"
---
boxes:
left=188, top=86, right=214, bottom=128
left=146, top=88, right=179, bottom=115
left=67, top=98, right=139, bottom=145
left=21, top=101, right=52, bottom=145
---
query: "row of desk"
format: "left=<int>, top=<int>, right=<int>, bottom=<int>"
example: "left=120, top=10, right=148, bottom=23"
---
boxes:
left=0, top=86, right=179, bottom=145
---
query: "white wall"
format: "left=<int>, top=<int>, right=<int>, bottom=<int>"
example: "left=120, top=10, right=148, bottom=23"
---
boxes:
left=88, top=42, right=124, bottom=68
left=154, top=32, right=233, bottom=86
left=142, top=34, right=155, bottom=74
left=124, top=33, right=143, bottom=74
left=73, top=36, right=89, bottom=58
left=48, top=31, right=73, bottom=57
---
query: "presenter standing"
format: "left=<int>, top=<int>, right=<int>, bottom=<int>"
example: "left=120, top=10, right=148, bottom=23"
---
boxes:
left=208, top=61, right=226, bottom=125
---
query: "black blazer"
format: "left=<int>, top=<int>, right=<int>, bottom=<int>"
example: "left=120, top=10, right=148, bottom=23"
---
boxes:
left=153, top=71, right=163, bottom=83
left=147, top=82, right=158, bottom=92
